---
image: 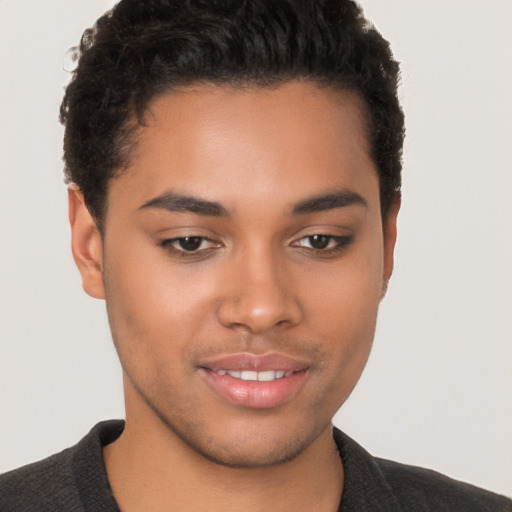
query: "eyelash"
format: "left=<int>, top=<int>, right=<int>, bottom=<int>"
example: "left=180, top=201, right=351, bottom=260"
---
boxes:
left=291, top=234, right=353, bottom=255
left=160, top=236, right=219, bottom=257
left=160, top=234, right=353, bottom=258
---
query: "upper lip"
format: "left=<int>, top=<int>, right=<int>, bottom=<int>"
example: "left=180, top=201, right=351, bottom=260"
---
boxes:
left=198, top=352, right=309, bottom=372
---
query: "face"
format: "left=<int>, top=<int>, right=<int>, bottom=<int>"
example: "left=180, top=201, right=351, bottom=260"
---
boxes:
left=70, top=81, right=398, bottom=468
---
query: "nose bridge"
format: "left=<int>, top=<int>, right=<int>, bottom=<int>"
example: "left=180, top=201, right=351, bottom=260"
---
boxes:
left=217, top=242, right=302, bottom=333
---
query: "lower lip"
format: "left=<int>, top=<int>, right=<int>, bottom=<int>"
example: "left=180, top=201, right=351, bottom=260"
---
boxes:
left=200, top=369, right=307, bottom=409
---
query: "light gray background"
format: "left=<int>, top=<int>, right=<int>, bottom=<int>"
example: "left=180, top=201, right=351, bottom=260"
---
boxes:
left=1, top=0, right=511, bottom=497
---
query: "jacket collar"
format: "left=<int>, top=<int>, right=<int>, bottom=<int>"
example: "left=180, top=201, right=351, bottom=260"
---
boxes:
left=334, top=427, right=403, bottom=511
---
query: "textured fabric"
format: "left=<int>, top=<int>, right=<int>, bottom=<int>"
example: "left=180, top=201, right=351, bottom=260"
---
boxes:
left=334, top=429, right=512, bottom=511
left=1, top=420, right=510, bottom=511
left=0, top=421, right=122, bottom=512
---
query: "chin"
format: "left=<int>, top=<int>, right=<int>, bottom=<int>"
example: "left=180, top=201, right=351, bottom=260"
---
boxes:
left=176, top=426, right=320, bottom=469
left=149, top=398, right=327, bottom=469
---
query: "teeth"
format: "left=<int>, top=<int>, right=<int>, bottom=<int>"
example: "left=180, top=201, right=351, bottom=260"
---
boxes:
left=218, top=370, right=291, bottom=381
left=241, top=370, right=258, bottom=381
left=257, top=371, right=276, bottom=381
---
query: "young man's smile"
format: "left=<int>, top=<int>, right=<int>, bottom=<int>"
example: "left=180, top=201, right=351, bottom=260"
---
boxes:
left=198, top=351, right=309, bottom=409
left=71, top=81, right=397, bottom=469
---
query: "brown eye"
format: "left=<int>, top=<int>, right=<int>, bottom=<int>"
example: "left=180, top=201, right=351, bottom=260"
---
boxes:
left=292, top=234, right=353, bottom=254
left=307, top=235, right=331, bottom=250
left=161, top=236, right=218, bottom=255
left=177, top=237, right=203, bottom=251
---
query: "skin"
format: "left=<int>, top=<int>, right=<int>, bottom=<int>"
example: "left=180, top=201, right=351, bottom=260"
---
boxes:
left=69, top=81, right=399, bottom=511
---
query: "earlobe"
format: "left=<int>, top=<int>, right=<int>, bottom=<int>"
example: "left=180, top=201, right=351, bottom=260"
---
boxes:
left=68, top=185, right=106, bottom=299
left=381, top=197, right=400, bottom=299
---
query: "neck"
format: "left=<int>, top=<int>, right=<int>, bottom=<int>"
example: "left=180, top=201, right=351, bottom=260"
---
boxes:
left=104, top=390, right=343, bottom=512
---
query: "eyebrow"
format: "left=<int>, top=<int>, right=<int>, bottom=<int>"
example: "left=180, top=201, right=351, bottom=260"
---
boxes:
left=139, top=192, right=229, bottom=216
left=291, top=190, right=367, bottom=215
left=138, top=189, right=367, bottom=217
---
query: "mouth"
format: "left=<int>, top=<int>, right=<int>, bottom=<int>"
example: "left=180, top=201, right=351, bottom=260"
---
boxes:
left=211, top=369, right=293, bottom=381
left=198, top=353, right=309, bottom=409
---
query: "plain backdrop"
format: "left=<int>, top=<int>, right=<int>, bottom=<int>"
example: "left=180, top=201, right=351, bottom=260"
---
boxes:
left=0, top=0, right=511, bottom=497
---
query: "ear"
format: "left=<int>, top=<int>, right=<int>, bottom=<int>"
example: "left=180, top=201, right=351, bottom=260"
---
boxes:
left=381, top=197, right=400, bottom=298
left=68, top=185, right=105, bottom=299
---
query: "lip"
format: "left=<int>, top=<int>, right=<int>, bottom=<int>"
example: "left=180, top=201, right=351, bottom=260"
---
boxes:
left=200, top=352, right=309, bottom=372
left=198, top=352, right=309, bottom=409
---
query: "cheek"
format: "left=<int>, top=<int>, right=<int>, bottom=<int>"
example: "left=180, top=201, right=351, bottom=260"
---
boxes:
left=302, top=241, right=383, bottom=378
left=305, top=244, right=383, bottom=332
left=105, top=233, right=206, bottom=318
left=102, top=242, right=234, bottom=382
left=305, top=279, right=379, bottom=413
left=312, top=277, right=379, bottom=370
left=102, top=241, right=189, bottom=354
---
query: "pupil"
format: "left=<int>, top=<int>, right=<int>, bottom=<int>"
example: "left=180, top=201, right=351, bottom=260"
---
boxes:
left=179, top=237, right=202, bottom=251
left=309, top=235, right=330, bottom=249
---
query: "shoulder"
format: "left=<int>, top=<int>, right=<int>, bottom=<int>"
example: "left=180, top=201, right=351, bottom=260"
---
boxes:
left=0, top=420, right=124, bottom=512
left=333, top=427, right=512, bottom=511
left=375, top=457, right=512, bottom=511
left=0, top=446, right=83, bottom=511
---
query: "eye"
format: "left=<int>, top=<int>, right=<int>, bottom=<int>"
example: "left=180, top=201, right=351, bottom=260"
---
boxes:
left=161, top=236, right=219, bottom=255
left=292, top=234, right=352, bottom=253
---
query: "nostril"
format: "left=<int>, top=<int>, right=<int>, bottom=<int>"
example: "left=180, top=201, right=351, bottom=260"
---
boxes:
left=217, top=294, right=303, bottom=334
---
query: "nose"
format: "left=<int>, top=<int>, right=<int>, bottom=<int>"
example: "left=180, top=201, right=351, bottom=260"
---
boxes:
left=216, top=247, right=303, bottom=335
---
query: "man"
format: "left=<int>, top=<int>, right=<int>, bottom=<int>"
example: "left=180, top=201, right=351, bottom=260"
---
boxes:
left=0, top=0, right=510, bottom=510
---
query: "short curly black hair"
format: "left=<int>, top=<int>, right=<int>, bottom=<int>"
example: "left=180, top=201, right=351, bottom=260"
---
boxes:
left=60, top=0, right=404, bottom=226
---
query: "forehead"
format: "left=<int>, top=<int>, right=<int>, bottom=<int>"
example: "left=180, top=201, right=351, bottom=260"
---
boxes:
left=108, top=81, right=378, bottom=214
